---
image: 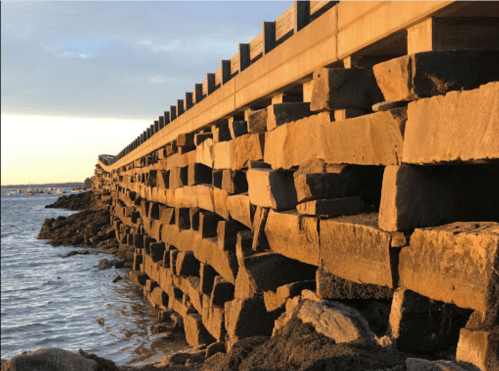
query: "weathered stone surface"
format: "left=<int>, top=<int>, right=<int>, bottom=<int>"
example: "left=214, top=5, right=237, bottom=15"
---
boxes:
left=297, top=291, right=376, bottom=344
left=222, top=170, right=248, bottom=195
left=175, top=208, right=190, bottom=230
left=235, top=251, right=316, bottom=299
left=398, top=222, right=499, bottom=316
left=194, top=133, right=213, bottom=146
left=212, top=125, right=231, bottom=143
left=229, top=121, right=248, bottom=139
left=316, top=267, right=393, bottom=300
left=157, top=170, right=170, bottom=189
left=130, top=270, right=148, bottom=286
left=213, top=141, right=233, bottom=170
left=149, top=286, right=169, bottom=309
left=246, top=108, right=267, bottom=134
left=196, top=138, right=214, bottom=168
left=150, top=242, right=166, bottom=262
left=202, top=294, right=226, bottom=342
left=184, top=313, right=215, bottom=347
left=211, top=276, right=235, bottom=307
left=188, top=163, right=212, bottom=185
left=2, top=348, right=98, bottom=371
left=232, top=134, right=265, bottom=171
left=456, top=327, right=499, bottom=371
left=321, top=108, right=406, bottom=166
left=227, top=193, right=254, bottom=228
left=247, top=169, right=297, bottom=210
left=293, top=160, right=358, bottom=203
left=267, top=102, right=314, bottom=131
left=264, top=112, right=331, bottom=170
left=406, top=358, right=469, bottom=371
left=199, top=211, right=220, bottom=238
left=176, top=251, right=200, bottom=277
left=389, top=288, right=470, bottom=353
left=403, top=82, right=499, bottom=164
left=225, top=297, right=275, bottom=345
left=200, top=263, right=218, bottom=295
left=320, top=213, right=395, bottom=288
left=265, top=210, right=319, bottom=266
left=214, top=187, right=229, bottom=220
left=264, top=281, right=315, bottom=312
left=310, top=67, right=384, bottom=111
left=236, top=231, right=253, bottom=260
left=251, top=206, right=269, bottom=252
left=205, top=341, right=226, bottom=357
left=379, top=164, right=499, bottom=232
left=372, top=50, right=499, bottom=103
left=297, top=197, right=363, bottom=216
left=217, top=220, right=247, bottom=252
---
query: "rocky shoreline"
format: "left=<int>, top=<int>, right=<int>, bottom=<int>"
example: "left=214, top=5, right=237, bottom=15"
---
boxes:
left=1, top=191, right=478, bottom=371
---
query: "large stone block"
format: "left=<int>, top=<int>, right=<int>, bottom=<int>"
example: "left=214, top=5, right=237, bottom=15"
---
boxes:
left=402, top=82, right=499, bottom=164
left=211, top=276, right=235, bottom=308
left=188, top=163, right=212, bottom=185
left=456, top=327, right=499, bottom=371
left=232, top=133, right=265, bottom=171
left=176, top=251, right=200, bottom=277
left=321, top=108, right=406, bottom=166
left=195, top=138, right=214, bottom=168
left=379, top=164, right=499, bottom=232
left=213, top=141, right=233, bottom=170
left=235, top=251, right=316, bottom=299
left=217, top=220, right=248, bottom=252
left=265, top=210, right=320, bottom=266
left=184, top=313, right=215, bottom=347
left=316, top=267, right=393, bottom=300
left=320, top=213, right=395, bottom=288
left=247, top=169, right=297, bottom=210
left=225, top=297, right=275, bottom=345
left=214, top=187, right=230, bottom=220
left=398, top=222, right=499, bottom=316
left=222, top=170, right=248, bottom=195
left=267, top=102, right=314, bottom=131
left=310, top=68, right=384, bottom=111
left=246, top=108, right=267, bottom=134
left=389, top=288, right=470, bottom=353
left=227, top=193, right=254, bottom=228
left=264, top=112, right=331, bottom=170
left=202, top=294, right=226, bottom=342
left=297, top=197, right=363, bottom=216
left=149, top=287, right=169, bottom=309
left=372, top=50, right=499, bottom=103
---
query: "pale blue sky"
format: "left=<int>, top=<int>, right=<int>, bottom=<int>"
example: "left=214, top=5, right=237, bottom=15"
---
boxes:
left=1, top=1, right=292, bottom=185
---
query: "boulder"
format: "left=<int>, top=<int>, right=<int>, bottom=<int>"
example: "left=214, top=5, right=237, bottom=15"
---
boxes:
left=297, top=291, right=376, bottom=344
left=456, top=327, right=499, bottom=371
left=2, top=348, right=98, bottom=371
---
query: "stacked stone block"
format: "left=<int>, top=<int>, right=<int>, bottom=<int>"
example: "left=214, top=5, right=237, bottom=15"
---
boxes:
left=93, top=49, right=499, bottom=369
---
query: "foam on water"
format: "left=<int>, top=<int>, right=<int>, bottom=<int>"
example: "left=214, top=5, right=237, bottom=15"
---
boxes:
left=0, top=188, right=188, bottom=365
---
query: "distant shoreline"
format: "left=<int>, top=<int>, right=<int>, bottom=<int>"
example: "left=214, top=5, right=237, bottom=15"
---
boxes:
left=1, top=182, right=83, bottom=189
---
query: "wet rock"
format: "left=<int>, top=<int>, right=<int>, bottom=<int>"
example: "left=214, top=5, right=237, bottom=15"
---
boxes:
left=98, top=259, right=113, bottom=270
left=112, top=275, right=122, bottom=283
left=1, top=348, right=98, bottom=371
left=61, top=249, right=95, bottom=258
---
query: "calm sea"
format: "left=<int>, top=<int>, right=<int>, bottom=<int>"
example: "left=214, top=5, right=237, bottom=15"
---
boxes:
left=1, top=187, right=187, bottom=365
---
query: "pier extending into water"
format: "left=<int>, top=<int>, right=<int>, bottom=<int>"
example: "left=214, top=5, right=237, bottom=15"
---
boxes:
left=92, top=2, right=499, bottom=370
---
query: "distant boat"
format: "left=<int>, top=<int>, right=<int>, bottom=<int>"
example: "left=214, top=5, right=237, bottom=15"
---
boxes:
left=47, top=192, right=52, bottom=195
left=26, top=188, right=35, bottom=195
left=7, top=190, right=15, bottom=196
left=71, top=188, right=79, bottom=193
left=55, top=189, right=64, bottom=194
left=16, top=189, right=21, bottom=193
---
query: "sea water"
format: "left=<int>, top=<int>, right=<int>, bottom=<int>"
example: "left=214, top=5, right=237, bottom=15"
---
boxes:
left=0, top=188, right=188, bottom=365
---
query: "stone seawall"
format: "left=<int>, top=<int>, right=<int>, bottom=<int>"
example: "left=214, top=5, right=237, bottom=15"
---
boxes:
left=91, top=3, right=499, bottom=370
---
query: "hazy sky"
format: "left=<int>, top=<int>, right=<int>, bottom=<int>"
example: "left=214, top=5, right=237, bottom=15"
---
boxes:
left=1, top=1, right=292, bottom=185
